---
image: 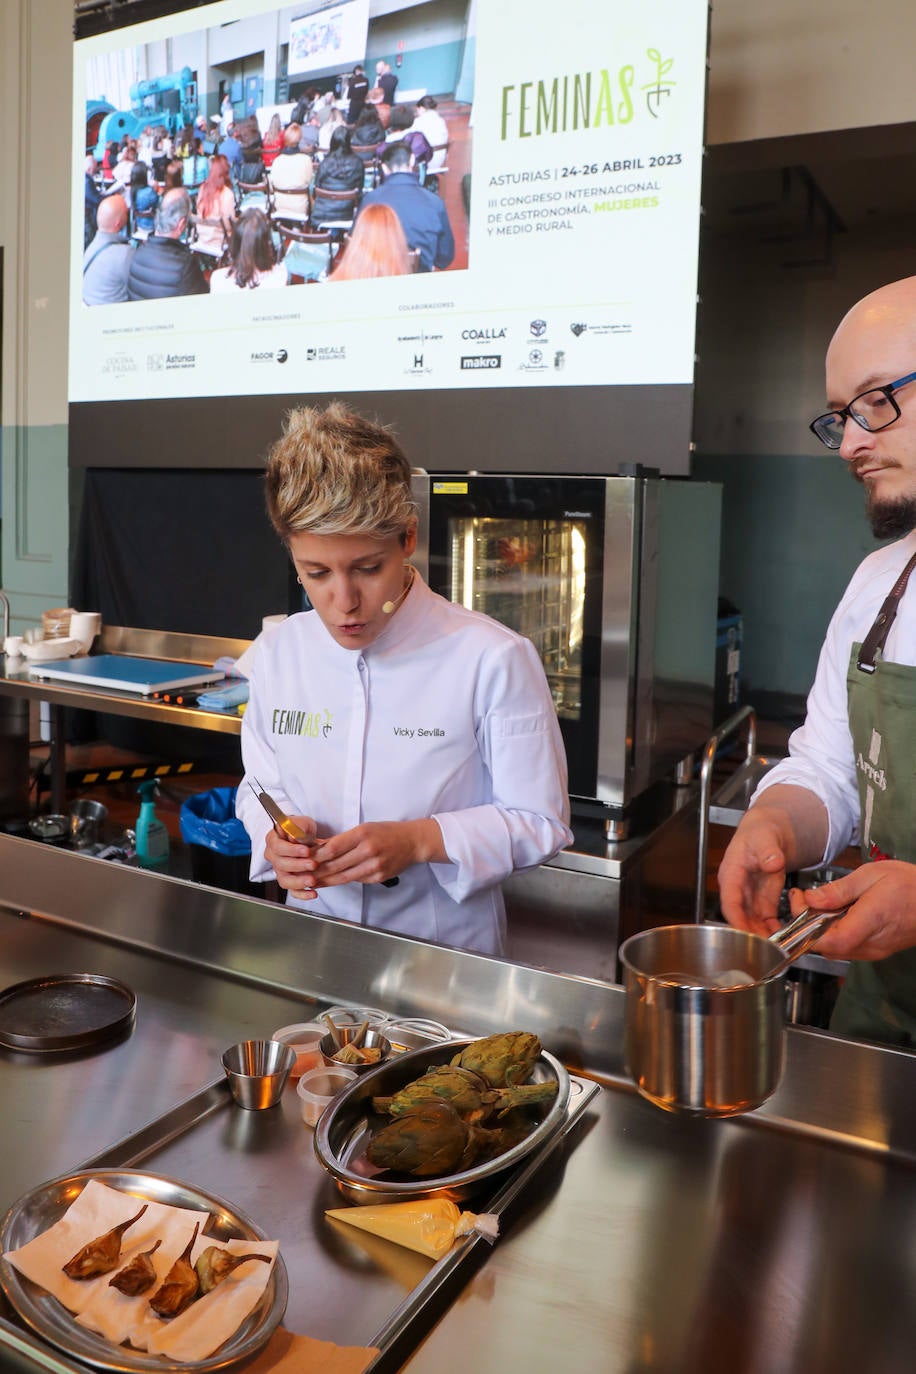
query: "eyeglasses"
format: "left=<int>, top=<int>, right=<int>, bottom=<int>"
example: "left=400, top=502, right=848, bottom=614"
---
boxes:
left=809, top=369, right=916, bottom=449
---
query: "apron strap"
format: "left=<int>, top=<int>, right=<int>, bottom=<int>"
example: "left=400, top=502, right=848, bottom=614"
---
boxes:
left=856, top=550, right=916, bottom=673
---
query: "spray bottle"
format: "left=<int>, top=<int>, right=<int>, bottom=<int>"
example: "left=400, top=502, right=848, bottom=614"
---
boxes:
left=135, top=779, right=170, bottom=870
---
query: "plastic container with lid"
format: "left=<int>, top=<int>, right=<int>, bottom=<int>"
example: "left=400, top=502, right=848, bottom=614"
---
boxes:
left=297, top=1064, right=357, bottom=1128
left=324, top=1005, right=389, bottom=1030
left=271, top=1022, right=326, bottom=1078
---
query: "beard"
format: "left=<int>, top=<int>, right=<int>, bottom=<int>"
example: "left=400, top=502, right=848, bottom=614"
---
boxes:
left=866, top=490, right=916, bottom=539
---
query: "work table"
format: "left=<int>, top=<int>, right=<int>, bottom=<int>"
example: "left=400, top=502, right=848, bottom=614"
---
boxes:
left=1, top=836, right=915, bottom=1373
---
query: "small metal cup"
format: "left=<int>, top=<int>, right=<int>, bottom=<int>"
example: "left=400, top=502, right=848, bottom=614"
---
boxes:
left=221, top=1038, right=296, bottom=1110
left=69, top=798, right=108, bottom=848
left=319, top=1026, right=392, bottom=1074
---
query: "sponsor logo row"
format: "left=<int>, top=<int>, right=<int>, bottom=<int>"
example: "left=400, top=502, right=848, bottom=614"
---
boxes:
left=98, top=318, right=631, bottom=381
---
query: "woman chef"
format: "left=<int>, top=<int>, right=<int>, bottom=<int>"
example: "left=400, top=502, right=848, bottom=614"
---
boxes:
left=236, top=403, right=573, bottom=955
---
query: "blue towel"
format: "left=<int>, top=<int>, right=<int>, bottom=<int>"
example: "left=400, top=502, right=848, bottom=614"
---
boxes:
left=196, top=682, right=250, bottom=711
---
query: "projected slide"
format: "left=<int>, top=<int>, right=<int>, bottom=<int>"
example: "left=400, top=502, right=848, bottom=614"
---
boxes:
left=72, top=0, right=708, bottom=403
left=288, top=1, right=370, bottom=79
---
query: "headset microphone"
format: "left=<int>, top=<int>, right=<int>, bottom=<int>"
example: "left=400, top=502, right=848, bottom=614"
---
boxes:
left=382, top=565, right=415, bottom=615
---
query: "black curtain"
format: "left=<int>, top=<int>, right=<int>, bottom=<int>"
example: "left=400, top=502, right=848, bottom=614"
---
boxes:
left=68, top=468, right=295, bottom=760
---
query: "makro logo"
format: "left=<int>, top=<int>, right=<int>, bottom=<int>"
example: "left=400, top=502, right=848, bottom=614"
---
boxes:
left=461, top=327, right=507, bottom=340
left=461, top=355, right=501, bottom=369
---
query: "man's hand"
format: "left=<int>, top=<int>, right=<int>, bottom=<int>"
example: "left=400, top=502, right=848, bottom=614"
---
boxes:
left=786, top=861, right=916, bottom=962
left=717, top=813, right=791, bottom=938
left=717, top=784, right=830, bottom=937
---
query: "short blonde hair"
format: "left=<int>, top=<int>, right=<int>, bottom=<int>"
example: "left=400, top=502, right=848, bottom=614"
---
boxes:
left=264, top=402, right=417, bottom=541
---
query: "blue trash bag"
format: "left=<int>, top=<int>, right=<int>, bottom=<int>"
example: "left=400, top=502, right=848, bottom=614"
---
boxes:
left=179, top=787, right=251, bottom=856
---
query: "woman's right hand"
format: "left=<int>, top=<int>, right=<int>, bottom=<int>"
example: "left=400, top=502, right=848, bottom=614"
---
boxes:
left=264, top=817, right=320, bottom=900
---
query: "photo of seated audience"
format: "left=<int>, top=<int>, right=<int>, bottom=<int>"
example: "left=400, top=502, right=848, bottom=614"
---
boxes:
left=366, top=85, right=391, bottom=130
left=262, top=111, right=284, bottom=168
left=83, top=193, right=133, bottom=305
left=162, top=158, right=184, bottom=191
left=411, top=95, right=449, bottom=173
left=126, top=188, right=207, bottom=300
left=311, top=126, right=365, bottom=225
left=129, top=162, right=158, bottom=237
left=209, top=208, right=288, bottom=292
left=330, top=202, right=412, bottom=281
left=360, top=140, right=454, bottom=272
left=192, top=153, right=236, bottom=259
left=351, top=103, right=386, bottom=159
left=318, top=106, right=346, bottom=153
left=381, top=104, right=432, bottom=170
left=268, top=124, right=314, bottom=222
left=82, top=0, right=473, bottom=306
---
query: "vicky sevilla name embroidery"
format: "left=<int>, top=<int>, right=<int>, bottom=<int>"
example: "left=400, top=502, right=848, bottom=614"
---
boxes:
left=393, top=726, right=445, bottom=738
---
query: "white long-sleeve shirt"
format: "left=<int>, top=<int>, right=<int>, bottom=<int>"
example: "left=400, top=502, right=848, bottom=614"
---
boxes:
left=753, top=530, right=916, bottom=861
left=236, top=576, right=573, bottom=955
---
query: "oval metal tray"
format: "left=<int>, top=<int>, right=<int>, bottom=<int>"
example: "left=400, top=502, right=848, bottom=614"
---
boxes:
left=0, top=974, right=137, bottom=1053
left=0, top=1169, right=288, bottom=1372
left=314, top=1038, right=571, bottom=1204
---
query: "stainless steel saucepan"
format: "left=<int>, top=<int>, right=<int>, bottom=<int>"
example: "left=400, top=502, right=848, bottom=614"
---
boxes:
left=618, top=908, right=846, bottom=1118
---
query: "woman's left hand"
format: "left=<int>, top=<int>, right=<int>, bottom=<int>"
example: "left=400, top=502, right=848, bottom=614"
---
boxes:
left=310, top=819, right=446, bottom=888
left=786, top=860, right=916, bottom=962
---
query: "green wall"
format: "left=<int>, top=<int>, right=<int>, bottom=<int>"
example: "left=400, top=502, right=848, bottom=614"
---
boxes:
left=693, top=451, right=882, bottom=703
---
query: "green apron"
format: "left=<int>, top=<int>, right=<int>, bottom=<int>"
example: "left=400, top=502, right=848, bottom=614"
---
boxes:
left=830, top=553, right=916, bottom=1046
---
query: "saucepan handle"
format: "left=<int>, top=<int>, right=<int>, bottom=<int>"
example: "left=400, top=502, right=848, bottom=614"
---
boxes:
left=769, top=905, right=848, bottom=965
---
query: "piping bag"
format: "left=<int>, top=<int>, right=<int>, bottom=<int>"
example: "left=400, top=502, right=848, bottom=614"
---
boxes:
left=325, top=1200, right=499, bottom=1261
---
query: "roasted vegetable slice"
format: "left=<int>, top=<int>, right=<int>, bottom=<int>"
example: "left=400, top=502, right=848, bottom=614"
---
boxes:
left=195, top=1246, right=271, bottom=1295
left=109, top=1239, right=161, bottom=1296
left=149, top=1222, right=200, bottom=1317
left=62, top=1204, right=149, bottom=1280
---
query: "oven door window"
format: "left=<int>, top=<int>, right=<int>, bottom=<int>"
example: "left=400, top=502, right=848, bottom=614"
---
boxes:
left=448, top=516, right=588, bottom=721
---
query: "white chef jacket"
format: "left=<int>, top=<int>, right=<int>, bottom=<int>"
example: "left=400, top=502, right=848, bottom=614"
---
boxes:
left=236, top=575, right=573, bottom=955
left=752, top=530, right=916, bottom=860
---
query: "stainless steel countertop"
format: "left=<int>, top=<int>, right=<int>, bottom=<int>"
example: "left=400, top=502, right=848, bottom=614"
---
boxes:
left=0, top=910, right=316, bottom=1218
left=1, top=840, right=915, bottom=1373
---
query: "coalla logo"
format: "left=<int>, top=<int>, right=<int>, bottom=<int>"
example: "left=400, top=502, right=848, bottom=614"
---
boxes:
left=461, top=328, right=507, bottom=340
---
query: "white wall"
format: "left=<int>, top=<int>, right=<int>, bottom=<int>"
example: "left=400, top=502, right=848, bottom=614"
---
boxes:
left=706, top=0, right=916, bottom=144
left=0, top=0, right=71, bottom=634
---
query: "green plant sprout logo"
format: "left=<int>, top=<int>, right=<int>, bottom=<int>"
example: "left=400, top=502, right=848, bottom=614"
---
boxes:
left=643, top=49, right=675, bottom=118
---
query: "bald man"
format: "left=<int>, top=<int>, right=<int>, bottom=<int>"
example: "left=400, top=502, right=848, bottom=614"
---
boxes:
left=82, top=193, right=134, bottom=305
left=718, top=276, right=916, bottom=1047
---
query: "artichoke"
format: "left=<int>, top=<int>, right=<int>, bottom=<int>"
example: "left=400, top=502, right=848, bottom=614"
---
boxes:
left=109, top=1239, right=161, bottom=1296
left=449, top=1032, right=542, bottom=1088
left=149, top=1222, right=200, bottom=1318
left=63, top=1203, right=149, bottom=1280
left=373, top=1064, right=557, bottom=1123
left=366, top=1100, right=524, bottom=1177
left=195, top=1246, right=271, bottom=1295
